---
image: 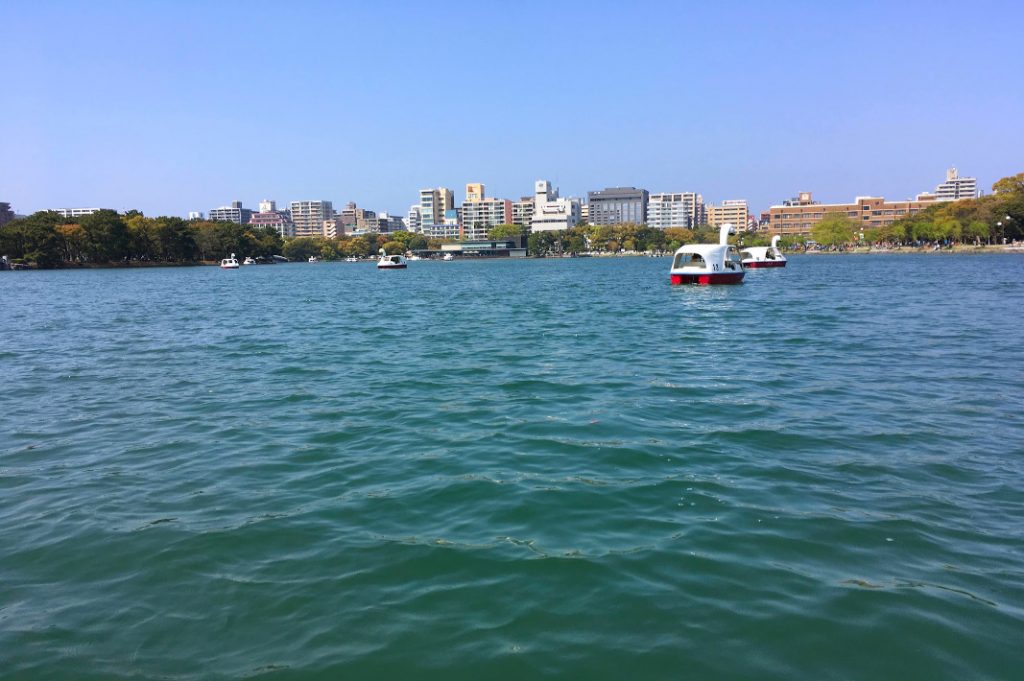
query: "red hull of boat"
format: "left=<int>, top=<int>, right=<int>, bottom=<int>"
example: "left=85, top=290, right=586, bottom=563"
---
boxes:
left=670, top=272, right=744, bottom=285
left=743, top=261, right=786, bottom=269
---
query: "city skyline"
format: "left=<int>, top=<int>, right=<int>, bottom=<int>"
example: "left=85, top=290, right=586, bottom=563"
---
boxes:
left=2, top=1, right=1022, bottom=217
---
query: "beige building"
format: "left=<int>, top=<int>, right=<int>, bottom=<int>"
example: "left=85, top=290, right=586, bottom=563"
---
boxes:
left=460, top=182, right=512, bottom=240
left=766, top=192, right=936, bottom=236
left=512, top=196, right=534, bottom=230
left=706, top=200, right=749, bottom=230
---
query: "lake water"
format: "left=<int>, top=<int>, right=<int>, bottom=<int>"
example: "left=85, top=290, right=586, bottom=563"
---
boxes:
left=2, top=255, right=1023, bottom=679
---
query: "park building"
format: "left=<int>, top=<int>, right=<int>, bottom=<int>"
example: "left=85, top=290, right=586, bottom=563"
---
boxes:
left=706, top=200, right=749, bottom=231
left=646, top=192, right=704, bottom=229
left=587, top=187, right=648, bottom=225
left=530, top=180, right=580, bottom=232
left=766, top=192, right=937, bottom=237
left=289, top=200, right=334, bottom=238
left=47, top=207, right=108, bottom=218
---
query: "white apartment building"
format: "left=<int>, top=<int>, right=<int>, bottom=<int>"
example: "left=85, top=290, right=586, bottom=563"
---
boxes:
left=646, top=192, right=704, bottom=229
left=48, top=207, right=107, bottom=218
left=187, top=211, right=204, bottom=221
left=461, top=200, right=512, bottom=240
left=209, top=201, right=253, bottom=224
left=934, top=167, right=978, bottom=201
left=406, top=205, right=421, bottom=233
left=530, top=180, right=580, bottom=232
left=258, top=199, right=277, bottom=213
left=706, top=199, right=749, bottom=230
left=289, top=200, right=334, bottom=237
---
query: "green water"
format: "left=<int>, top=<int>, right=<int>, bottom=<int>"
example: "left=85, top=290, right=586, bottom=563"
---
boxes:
left=2, top=255, right=1022, bottom=679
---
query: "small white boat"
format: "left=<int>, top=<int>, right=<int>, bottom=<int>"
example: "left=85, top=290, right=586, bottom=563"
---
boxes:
left=377, top=249, right=407, bottom=269
left=344, top=256, right=359, bottom=263
left=740, top=235, right=787, bottom=269
left=442, top=253, right=454, bottom=261
left=308, top=256, right=319, bottom=263
left=242, top=256, right=256, bottom=266
left=407, top=255, right=423, bottom=261
left=220, top=253, right=240, bottom=269
left=669, top=224, right=744, bottom=285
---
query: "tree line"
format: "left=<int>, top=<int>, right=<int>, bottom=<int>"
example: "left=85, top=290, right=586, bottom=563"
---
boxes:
left=0, top=210, right=285, bottom=267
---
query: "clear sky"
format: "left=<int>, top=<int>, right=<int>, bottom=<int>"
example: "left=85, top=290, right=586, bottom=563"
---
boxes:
left=2, top=0, right=1022, bottom=218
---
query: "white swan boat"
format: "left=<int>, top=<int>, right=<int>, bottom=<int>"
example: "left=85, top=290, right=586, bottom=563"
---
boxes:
left=220, top=253, right=240, bottom=269
left=669, top=224, right=744, bottom=285
left=740, top=235, right=787, bottom=268
left=377, top=249, right=407, bottom=269
left=442, top=253, right=454, bottom=261
left=242, top=256, right=256, bottom=265
left=308, top=256, right=319, bottom=263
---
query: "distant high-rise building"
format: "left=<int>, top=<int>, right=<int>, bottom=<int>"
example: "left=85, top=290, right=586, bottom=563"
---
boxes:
left=461, top=183, right=512, bottom=240
left=250, top=209, right=295, bottom=238
left=580, top=203, right=589, bottom=223
left=258, top=199, right=277, bottom=213
left=419, top=187, right=454, bottom=230
left=646, top=192, right=704, bottom=229
left=587, top=187, right=648, bottom=225
left=290, top=200, right=334, bottom=237
left=47, top=207, right=107, bottom=218
left=406, top=205, right=422, bottom=233
left=531, top=180, right=580, bottom=232
left=0, top=202, right=14, bottom=227
left=934, top=167, right=977, bottom=201
left=512, top=196, right=534, bottom=231
left=209, top=200, right=253, bottom=225
left=187, top=211, right=204, bottom=221
left=706, top=200, right=749, bottom=230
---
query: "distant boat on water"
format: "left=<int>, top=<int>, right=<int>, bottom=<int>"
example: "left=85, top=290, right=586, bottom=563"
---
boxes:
left=377, top=249, right=408, bottom=269
left=740, top=235, right=787, bottom=268
left=242, top=256, right=256, bottom=266
left=220, top=253, right=240, bottom=269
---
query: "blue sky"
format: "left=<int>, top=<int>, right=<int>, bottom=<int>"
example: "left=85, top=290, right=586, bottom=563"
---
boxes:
left=2, top=0, right=1022, bottom=217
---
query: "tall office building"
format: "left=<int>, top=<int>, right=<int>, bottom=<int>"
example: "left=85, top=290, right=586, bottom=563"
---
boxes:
left=512, top=196, right=534, bottom=231
left=289, top=200, right=334, bottom=237
left=587, top=187, right=649, bottom=225
left=209, top=201, right=253, bottom=225
left=465, top=183, right=485, bottom=202
left=461, top=182, right=513, bottom=240
left=530, top=180, right=580, bottom=232
left=934, top=167, right=978, bottom=201
left=646, top=192, right=704, bottom=229
left=706, top=200, right=749, bottom=230
left=258, top=199, right=277, bottom=213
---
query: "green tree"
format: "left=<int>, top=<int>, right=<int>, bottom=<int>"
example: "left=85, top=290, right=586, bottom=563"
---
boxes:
left=408, top=234, right=428, bottom=251
left=810, top=212, right=855, bottom=247
left=487, top=223, right=526, bottom=240
left=80, top=209, right=129, bottom=262
left=381, top=240, right=405, bottom=255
